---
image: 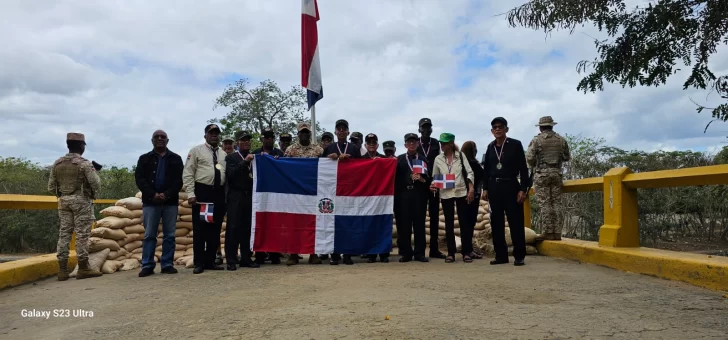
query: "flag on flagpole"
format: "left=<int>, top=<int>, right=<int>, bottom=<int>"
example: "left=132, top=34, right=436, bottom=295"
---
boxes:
left=199, top=203, right=214, bottom=223
left=412, top=159, right=427, bottom=174
left=432, top=174, right=456, bottom=189
left=251, top=155, right=396, bottom=255
left=302, top=0, right=323, bottom=110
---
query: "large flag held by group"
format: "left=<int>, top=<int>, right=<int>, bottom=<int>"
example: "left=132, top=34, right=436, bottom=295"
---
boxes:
left=251, top=155, right=396, bottom=255
left=301, top=0, right=323, bottom=110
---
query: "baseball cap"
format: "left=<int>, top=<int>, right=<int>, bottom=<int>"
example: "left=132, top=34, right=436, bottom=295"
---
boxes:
left=261, top=127, right=275, bottom=137
left=297, top=122, right=311, bottom=132
left=280, top=133, right=292, bottom=140
left=235, top=130, right=252, bottom=140
left=383, top=140, right=395, bottom=150
left=365, top=133, right=378, bottom=143
left=438, top=132, right=455, bottom=143
left=222, top=137, right=234, bottom=143
left=350, top=132, right=363, bottom=140
left=404, top=133, right=418, bottom=142
left=491, top=117, right=508, bottom=127
left=419, top=118, right=432, bottom=127
left=335, top=119, right=349, bottom=128
left=205, top=124, right=221, bottom=133
left=321, top=132, right=334, bottom=140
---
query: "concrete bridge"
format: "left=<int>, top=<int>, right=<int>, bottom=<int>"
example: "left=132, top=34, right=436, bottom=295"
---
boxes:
left=1, top=165, right=727, bottom=339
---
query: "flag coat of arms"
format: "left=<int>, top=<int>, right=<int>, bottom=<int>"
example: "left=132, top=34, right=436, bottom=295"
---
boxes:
left=432, top=174, right=456, bottom=189
left=251, top=155, right=396, bottom=255
left=199, top=203, right=214, bottom=223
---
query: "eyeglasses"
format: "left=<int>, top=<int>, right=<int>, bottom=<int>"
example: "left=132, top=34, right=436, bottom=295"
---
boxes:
left=491, top=125, right=505, bottom=130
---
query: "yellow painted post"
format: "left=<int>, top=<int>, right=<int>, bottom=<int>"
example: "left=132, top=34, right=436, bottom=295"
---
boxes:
left=523, top=189, right=533, bottom=229
left=599, top=167, right=640, bottom=247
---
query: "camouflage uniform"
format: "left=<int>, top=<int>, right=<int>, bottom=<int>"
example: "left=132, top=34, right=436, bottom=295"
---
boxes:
left=284, top=122, right=324, bottom=265
left=48, top=133, right=102, bottom=280
left=526, top=116, right=571, bottom=240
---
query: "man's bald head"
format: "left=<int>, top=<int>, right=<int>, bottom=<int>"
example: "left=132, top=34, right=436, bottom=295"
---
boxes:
left=152, top=129, right=169, bottom=151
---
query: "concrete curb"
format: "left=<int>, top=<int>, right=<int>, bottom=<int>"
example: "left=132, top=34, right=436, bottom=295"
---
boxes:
left=537, top=239, right=728, bottom=292
left=0, top=252, right=77, bottom=291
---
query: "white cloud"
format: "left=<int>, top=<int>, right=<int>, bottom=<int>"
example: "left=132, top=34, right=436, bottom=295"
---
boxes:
left=0, top=0, right=726, bottom=168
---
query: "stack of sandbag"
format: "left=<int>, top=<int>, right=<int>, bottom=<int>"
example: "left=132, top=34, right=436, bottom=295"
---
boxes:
left=90, top=197, right=146, bottom=274
left=472, top=225, right=539, bottom=256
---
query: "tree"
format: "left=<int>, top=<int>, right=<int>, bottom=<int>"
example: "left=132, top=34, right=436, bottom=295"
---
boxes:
left=210, top=78, right=325, bottom=142
left=504, top=0, right=728, bottom=126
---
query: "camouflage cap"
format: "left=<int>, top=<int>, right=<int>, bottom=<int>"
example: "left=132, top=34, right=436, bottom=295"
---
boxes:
left=536, top=116, right=557, bottom=126
left=235, top=130, right=252, bottom=140
left=321, top=132, right=334, bottom=140
left=297, top=121, right=311, bottom=132
left=350, top=132, right=363, bottom=140
left=222, top=136, right=234, bottom=143
left=66, top=133, right=86, bottom=144
left=383, top=140, right=395, bottom=150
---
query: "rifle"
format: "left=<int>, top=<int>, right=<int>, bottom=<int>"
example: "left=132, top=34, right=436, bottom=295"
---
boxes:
left=92, top=161, right=103, bottom=171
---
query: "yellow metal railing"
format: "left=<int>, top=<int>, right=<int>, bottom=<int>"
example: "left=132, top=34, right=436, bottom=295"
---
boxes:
left=0, top=194, right=117, bottom=250
left=524, top=164, right=728, bottom=247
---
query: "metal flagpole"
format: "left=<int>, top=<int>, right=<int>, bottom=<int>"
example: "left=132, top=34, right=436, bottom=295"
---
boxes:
left=311, top=104, right=317, bottom=144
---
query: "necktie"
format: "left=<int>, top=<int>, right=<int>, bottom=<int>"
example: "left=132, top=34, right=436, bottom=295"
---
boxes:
left=212, top=148, right=221, bottom=187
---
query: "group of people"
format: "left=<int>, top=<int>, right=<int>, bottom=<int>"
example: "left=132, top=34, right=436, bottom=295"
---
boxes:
left=47, top=115, right=571, bottom=279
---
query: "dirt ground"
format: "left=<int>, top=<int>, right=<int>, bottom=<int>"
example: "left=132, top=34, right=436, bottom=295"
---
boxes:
left=0, top=255, right=726, bottom=340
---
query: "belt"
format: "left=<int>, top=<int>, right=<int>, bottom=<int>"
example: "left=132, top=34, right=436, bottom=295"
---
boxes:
left=490, top=177, right=516, bottom=183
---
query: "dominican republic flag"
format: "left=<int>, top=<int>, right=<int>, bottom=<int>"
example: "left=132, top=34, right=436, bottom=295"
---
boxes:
left=412, top=159, right=427, bottom=174
left=251, top=155, right=396, bottom=255
left=302, top=0, right=323, bottom=110
left=199, top=203, right=214, bottom=223
left=432, top=174, right=456, bottom=189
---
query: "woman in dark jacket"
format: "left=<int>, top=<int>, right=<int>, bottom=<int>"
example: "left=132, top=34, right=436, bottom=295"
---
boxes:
left=461, top=141, right=484, bottom=260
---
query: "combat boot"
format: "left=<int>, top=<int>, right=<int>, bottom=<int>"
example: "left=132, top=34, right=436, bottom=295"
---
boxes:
left=308, top=254, right=322, bottom=264
left=286, top=254, right=299, bottom=266
left=76, top=259, right=102, bottom=279
left=57, top=260, right=69, bottom=281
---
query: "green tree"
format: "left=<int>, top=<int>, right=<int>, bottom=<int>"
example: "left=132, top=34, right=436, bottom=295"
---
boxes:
left=210, top=78, right=325, bottom=141
left=504, top=0, right=728, bottom=124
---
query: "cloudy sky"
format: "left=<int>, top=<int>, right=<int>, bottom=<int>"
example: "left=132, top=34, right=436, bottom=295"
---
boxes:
left=1, top=0, right=726, bottom=167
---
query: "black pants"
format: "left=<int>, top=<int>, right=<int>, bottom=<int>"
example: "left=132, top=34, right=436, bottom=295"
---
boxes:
left=441, top=196, right=469, bottom=256
left=460, top=193, right=480, bottom=255
left=396, top=188, right=427, bottom=258
left=191, top=182, right=226, bottom=267
left=489, top=179, right=526, bottom=261
left=426, top=192, right=441, bottom=253
left=225, top=190, right=254, bottom=265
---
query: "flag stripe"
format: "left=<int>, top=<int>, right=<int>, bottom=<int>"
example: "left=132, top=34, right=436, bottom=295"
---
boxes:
left=315, top=214, right=335, bottom=254
left=334, top=215, right=393, bottom=254
left=253, top=212, right=316, bottom=254
left=315, top=158, right=336, bottom=253
left=255, top=155, right=319, bottom=195
left=336, top=158, right=396, bottom=196
left=252, top=192, right=394, bottom=216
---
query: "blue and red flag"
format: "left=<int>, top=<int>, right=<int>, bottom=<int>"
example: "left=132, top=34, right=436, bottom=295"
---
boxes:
left=411, top=159, right=427, bottom=174
left=251, top=155, right=396, bottom=255
left=302, top=0, right=323, bottom=110
left=432, top=174, right=456, bottom=189
left=199, top=203, right=214, bottom=223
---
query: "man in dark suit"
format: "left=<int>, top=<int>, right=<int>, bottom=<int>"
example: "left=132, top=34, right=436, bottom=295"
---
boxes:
left=418, top=118, right=446, bottom=259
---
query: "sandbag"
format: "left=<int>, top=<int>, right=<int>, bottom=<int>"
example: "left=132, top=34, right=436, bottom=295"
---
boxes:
left=123, top=224, right=145, bottom=234
left=178, top=206, right=193, bottom=215
left=176, top=221, right=193, bottom=229
left=69, top=248, right=109, bottom=278
left=90, top=227, right=127, bottom=240
left=184, top=256, right=194, bottom=268
left=96, top=216, right=133, bottom=229
left=178, top=192, right=189, bottom=201
left=123, top=240, right=143, bottom=252
left=131, top=253, right=143, bottom=261
left=176, top=237, right=193, bottom=245
left=115, top=197, right=143, bottom=210
left=524, top=228, right=537, bottom=244
left=89, top=237, right=121, bottom=252
left=132, top=248, right=143, bottom=254
left=175, top=244, right=186, bottom=251
left=130, top=217, right=142, bottom=225
left=175, top=228, right=189, bottom=237
left=174, top=251, right=184, bottom=260
left=526, top=246, right=538, bottom=255
left=180, top=215, right=192, bottom=222
left=183, top=248, right=194, bottom=256
left=135, top=191, right=142, bottom=198
left=478, top=206, right=487, bottom=214
left=180, top=200, right=191, bottom=208
left=100, top=206, right=135, bottom=219
left=101, top=260, right=123, bottom=274
left=107, top=248, right=129, bottom=260
left=119, top=259, right=140, bottom=271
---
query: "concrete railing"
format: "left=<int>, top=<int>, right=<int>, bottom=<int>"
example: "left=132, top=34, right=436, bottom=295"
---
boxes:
left=524, top=164, right=728, bottom=247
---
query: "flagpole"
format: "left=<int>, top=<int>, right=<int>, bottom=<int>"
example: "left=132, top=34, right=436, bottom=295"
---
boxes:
left=311, top=104, right=317, bottom=144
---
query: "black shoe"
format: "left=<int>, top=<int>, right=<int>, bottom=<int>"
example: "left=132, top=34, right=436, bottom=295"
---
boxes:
left=414, top=256, right=429, bottom=263
left=193, top=266, right=204, bottom=274
left=138, top=267, right=154, bottom=277
left=204, top=264, right=224, bottom=270
left=270, top=257, right=281, bottom=265
left=227, top=263, right=237, bottom=271
left=490, top=259, right=509, bottom=265
left=514, top=260, right=525, bottom=266
left=319, top=254, right=329, bottom=260
left=214, top=255, right=223, bottom=266
left=329, top=259, right=339, bottom=265
left=380, top=257, right=390, bottom=263
left=367, top=257, right=377, bottom=263
left=429, top=251, right=446, bottom=259
left=161, top=266, right=177, bottom=274
left=399, top=256, right=412, bottom=263
left=239, top=262, right=260, bottom=268
left=343, top=257, right=354, bottom=265
left=254, top=257, right=266, bottom=265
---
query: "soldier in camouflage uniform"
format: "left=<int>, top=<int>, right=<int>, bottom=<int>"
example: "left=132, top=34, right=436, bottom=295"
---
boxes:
left=526, top=116, right=571, bottom=240
left=284, top=122, right=324, bottom=265
left=48, top=133, right=103, bottom=280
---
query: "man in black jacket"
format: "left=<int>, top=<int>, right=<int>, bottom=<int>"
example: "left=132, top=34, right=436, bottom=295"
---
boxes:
left=224, top=130, right=261, bottom=270
left=418, top=118, right=446, bottom=259
left=135, top=129, right=184, bottom=277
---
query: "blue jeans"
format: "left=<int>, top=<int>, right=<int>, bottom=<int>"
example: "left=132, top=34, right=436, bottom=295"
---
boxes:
left=142, top=204, right=178, bottom=269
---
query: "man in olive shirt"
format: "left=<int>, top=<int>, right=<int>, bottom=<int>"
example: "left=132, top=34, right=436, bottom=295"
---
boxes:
left=481, top=117, right=530, bottom=266
left=183, top=123, right=228, bottom=274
